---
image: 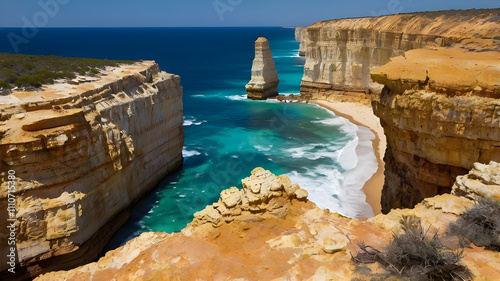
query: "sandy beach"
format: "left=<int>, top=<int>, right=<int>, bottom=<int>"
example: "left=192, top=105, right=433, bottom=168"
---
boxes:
left=312, top=100, right=386, bottom=216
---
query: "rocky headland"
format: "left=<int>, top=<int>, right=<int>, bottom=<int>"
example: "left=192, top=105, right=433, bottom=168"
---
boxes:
left=0, top=61, right=184, bottom=279
left=371, top=48, right=500, bottom=212
left=297, top=8, right=500, bottom=104
left=246, top=37, right=280, bottom=100
left=36, top=164, right=500, bottom=280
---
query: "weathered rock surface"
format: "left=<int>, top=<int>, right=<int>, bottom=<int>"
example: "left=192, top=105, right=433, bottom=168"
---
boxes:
left=371, top=48, right=500, bottom=212
left=36, top=165, right=500, bottom=280
left=295, top=27, right=306, bottom=56
left=299, top=8, right=500, bottom=103
left=246, top=37, right=280, bottom=100
left=0, top=61, right=184, bottom=279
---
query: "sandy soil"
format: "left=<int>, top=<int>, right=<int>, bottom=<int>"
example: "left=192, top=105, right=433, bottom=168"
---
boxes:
left=312, top=100, right=386, bottom=216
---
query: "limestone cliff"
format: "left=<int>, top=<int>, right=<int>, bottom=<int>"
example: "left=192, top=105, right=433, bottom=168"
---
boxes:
left=371, top=48, right=500, bottom=213
left=0, top=61, right=184, bottom=279
left=246, top=37, right=280, bottom=100
left=299, top=8, right=500, bottom=103
left=294, top=27, right=306, bottom=56
left=35, top=165, right=500, bottom=280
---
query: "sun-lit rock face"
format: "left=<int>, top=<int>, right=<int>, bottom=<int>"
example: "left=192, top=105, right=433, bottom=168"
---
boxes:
left=0, top=61, right=184, bottom=279
left=35, top=166, right=500, bottom=280
left=298, top=8, right=500, bottom=103
left=246, top=37, right=280, bottom=100
left=371, top=48, right=500, bottom=213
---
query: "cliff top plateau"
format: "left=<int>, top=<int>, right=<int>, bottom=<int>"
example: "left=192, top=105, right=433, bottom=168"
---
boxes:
left=0, top=53, right=135, bottom=93
left=36, top=165, right=500, bottom=281
left=370, top=48, right=500, bottom=95
left=310, top=8, right=500, bottom=40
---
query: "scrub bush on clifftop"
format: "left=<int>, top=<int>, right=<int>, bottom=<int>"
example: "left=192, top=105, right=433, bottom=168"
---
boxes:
left=447, top=198, right=500, bottom=251
left=353, top=215, right=473, bottom=281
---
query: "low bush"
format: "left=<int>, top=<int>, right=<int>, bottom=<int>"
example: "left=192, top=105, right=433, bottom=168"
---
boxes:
left=14, top=74, right=45, bottom=88
left=447, top=198, right=500, bottom=251
left=0, top=80, right=11, bottom=89
left=353, top=215, right=473, bottom=281
left=0, top=53, right=135, bottom=89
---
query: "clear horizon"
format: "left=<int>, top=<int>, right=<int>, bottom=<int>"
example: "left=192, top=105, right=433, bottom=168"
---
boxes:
left=0, top=0, right=498, bottom=28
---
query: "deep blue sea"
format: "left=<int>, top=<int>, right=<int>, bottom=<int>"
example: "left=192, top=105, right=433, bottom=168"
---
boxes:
left=0, top=27, right=375, bottom=250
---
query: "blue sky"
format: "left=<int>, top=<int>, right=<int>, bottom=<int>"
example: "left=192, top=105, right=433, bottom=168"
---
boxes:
left=0, top=0, right=498, bottom=27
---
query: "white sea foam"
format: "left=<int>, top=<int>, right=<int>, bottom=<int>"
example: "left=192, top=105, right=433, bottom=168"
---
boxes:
left=283, top=112, right=378, bottom=218
left=182, top=148, right=202, bottom=158
left=226, top=94, right=248, bottom=101
left=254, top=145, right=273, bottom=152
left=183, top=116, right=206, bottom=126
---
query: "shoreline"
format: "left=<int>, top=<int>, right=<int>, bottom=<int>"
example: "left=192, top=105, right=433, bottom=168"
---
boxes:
left=312, top=100, right=386, bottom=216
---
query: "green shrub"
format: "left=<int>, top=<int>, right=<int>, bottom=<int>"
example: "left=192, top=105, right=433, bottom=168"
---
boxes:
left=494, top=36, right=500, bottom=41
left=0, top=80, right=11, bottom=89
left=353, top=215, right=473, bottom=281
left=0, top=69, right=18, bottom=83
left=14, top=74, right=45, bottom=88
left=0, top=53, right=135, bottom=89
left=447, top=199, right=500, bottom=251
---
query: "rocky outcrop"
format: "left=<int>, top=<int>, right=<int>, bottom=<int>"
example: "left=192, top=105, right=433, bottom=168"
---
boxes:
left=191, top=167, right=309, bottom=228
left=371, top=48, right=500, bottom=213
left=0, top=61, right=184, bottom=279
left=299, top=8, right=500, bottom=103
left=246, top=37, right=280, bottom=100
left=35, top=165, right=500, bottom=280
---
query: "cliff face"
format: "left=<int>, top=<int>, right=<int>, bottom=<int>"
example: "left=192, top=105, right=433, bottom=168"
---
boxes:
left=299, top=9, right=500, bottom=102
left=35, top=165, right=500, bottom=280
left=0, top=61, right=184, bottom=278
left=294, top=27, right=306, bottom=56
left=371, top=48, right=500, bottom=212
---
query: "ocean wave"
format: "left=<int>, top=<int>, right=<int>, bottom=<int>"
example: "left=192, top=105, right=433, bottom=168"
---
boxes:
left=226, top=94, right=248, bottom=101
left=183, top=116, right=206, bottom=126
left=336, top=137, right=359, bottom=171
left=284, top=144, right=339, bottom=161
left=273, top=54, right=301, bottom=59
left=254, top=144, right=273, bottom=152
left=182, top=148, right=202, bottom=158
left=281, top=111, right=376, bottom=218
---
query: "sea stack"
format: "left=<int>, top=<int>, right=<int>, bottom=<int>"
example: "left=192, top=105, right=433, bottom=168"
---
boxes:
left=245, top=37, right=279, bottom=100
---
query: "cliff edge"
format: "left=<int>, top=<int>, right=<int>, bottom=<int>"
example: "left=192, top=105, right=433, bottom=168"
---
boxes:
left=35, top=165, right=500, bottom=280
left=0, top=61, right=184, bottom=279
left=298, top=8, right=500, bottom=104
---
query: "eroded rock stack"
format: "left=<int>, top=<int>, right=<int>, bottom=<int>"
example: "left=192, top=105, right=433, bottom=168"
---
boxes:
left=298, top=8, right=500, bottom=104
left=245, top=37, right=280, bottom=100
left=371, top=48, right=500, bottom=212
left=35, top=164, right=500, bottom=280
left=0, top=61, right=184, bottom=279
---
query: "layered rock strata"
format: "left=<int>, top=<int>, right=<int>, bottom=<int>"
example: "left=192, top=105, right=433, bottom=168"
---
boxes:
left=371, top=48, right=500, bottom=213
left=245, top=37, right=280, bottom=100
left=36, top=165, right=500, bottom=280
left=299, top=8, right=500, bottom=103
left=0, top=61, right=184, bottom=279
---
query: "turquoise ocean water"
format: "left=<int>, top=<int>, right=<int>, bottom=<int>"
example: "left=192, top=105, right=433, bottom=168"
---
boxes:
left=0, top=28, right=376, bottom=250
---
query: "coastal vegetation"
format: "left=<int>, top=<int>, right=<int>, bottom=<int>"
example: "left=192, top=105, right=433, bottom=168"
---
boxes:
left=447, top=199, right=500, bottom=251
left=0, top=53, right=135, bottom=90
left=353, top=215, right=473, bottom=281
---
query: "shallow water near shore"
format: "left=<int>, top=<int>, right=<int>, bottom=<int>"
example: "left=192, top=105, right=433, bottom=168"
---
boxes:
left=0, top=27, right=375, bottom=250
